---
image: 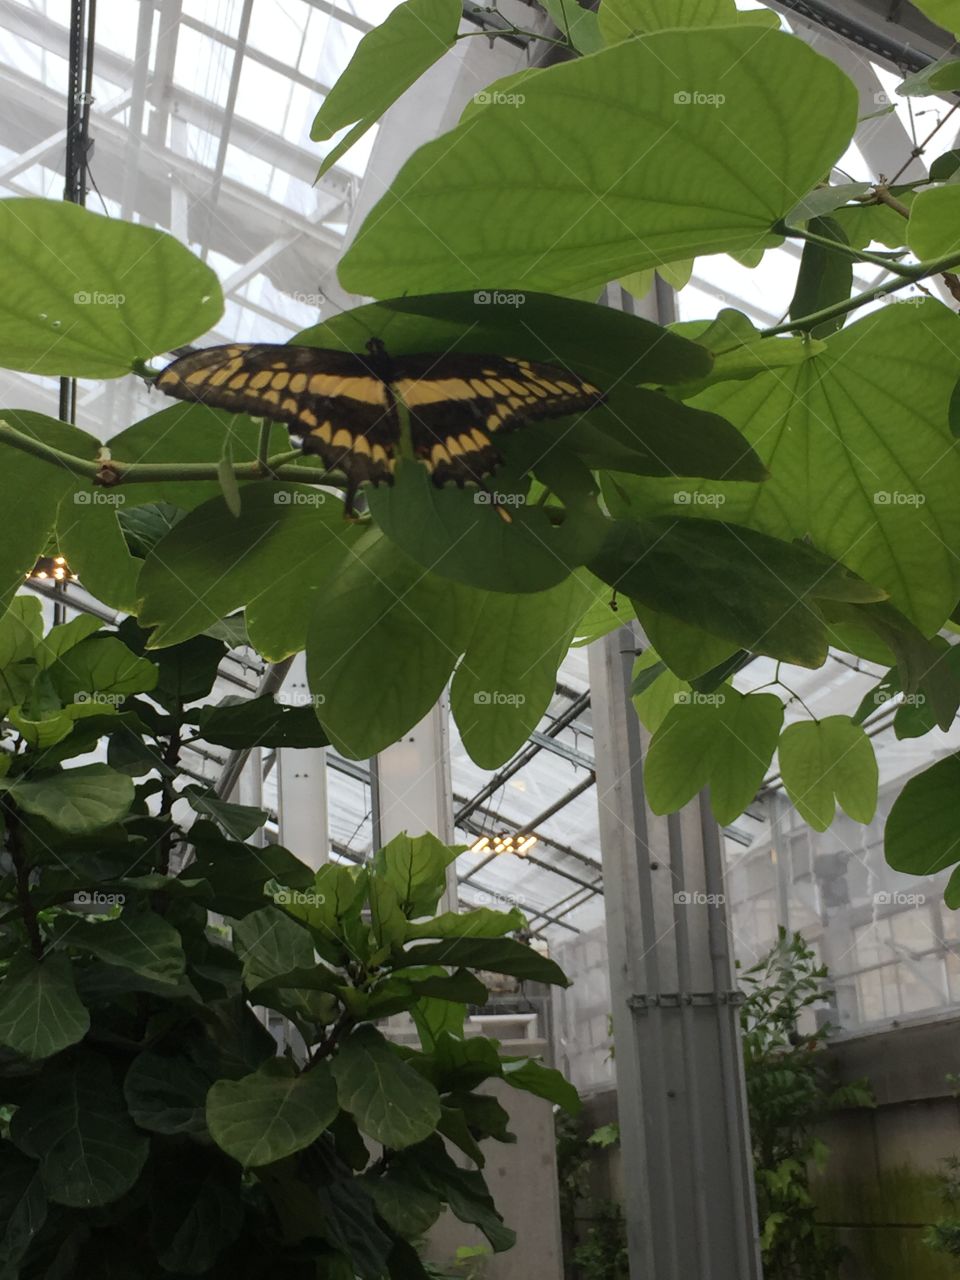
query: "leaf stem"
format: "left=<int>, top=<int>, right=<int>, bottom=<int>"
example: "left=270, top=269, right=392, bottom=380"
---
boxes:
left=761, top=246, right=960, bottom=336
left=781, top=224, right=916, bottom=276
left=0, top=419, right=347, bottom=489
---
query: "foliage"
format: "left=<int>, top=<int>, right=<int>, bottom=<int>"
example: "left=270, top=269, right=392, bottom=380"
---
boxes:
left=740, top=930, right=874, bottom=1280
left=924, top=1156, right=960, bottom=1259
left=0, top=608, right=577, bottom=1278
left=556, top=1112, right=628, bottom=1280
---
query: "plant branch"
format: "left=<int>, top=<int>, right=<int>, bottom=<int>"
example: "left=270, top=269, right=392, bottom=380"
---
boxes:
left=781, top=224, right=916, bottom=276
left=762, top=246, right=960, bottom=336
left=0, top=419, right=347, bottom=489
left=888, top=103, right=960, bottom=186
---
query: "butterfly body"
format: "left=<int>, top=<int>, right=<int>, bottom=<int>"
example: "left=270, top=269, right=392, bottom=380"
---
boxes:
left=155, top=338, right=604, bottom=508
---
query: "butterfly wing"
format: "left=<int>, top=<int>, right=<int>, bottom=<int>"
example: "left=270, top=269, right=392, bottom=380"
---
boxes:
left=390, top=353, right=605, bottom=485
left=155, top=343, right=399, bottom=488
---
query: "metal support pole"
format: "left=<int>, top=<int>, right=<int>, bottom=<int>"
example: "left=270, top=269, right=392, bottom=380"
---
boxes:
left=371, top=698, right=458, bottom=913
left=277, top=653, right=329, bottom=871
left=588, top=626, right=762, bottom=1280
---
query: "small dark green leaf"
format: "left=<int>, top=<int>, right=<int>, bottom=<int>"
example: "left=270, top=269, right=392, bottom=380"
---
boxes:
left=331, top=1025, right=442, bottom=1149
left=6, top=764, right=134, bottom=833
left=0, top=953, right=89, bottom=1061
left=194, top=695, right=329, bottom=749
left=886, top=754, right=960, bottom=877
left=789, top=216, right=853, bottom=336
left=206, top=1058, right=339, bottom=1167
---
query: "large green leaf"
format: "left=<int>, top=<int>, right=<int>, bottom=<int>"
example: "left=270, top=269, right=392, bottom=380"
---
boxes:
left=123, top=1051, right=212, bottom=1136
left=54, top=488, right=142, bottom=612
left=907, top=0, right=959, bottom=36
left=137, top=482, right=359, bottom=648
left=0, top=198, right=222, bottom=377
left=885, top=754, right=960, bottom=878
left=194, top=695, right=330, bottom=749
left=233, top=907, right=315, bottom=989
left=331, top=1025, right=442, bottom=1149
left=53, top=910, right=187, bottom=986
left=46, top=636, right=156, bottom=705
left=11, top=1054, right=149, bottom=1207
left=636, top=302, right=960, bottom=633
left=5, top=764, right=134, bottom=833
left=908, top=185, right=960, bottom=260
left=778, top=717, right=878, bottom=831
left=0, top=953, right=89, bottom=1061
left=0, top=413, right=98, bottom=619
left=373, top=832, right=458, bottom=919
left=339, top=28, right=857, bottom=295
left=599, top=0, right=780, bottom=41
left=206, top=1058, right=339, bottom=1167
left=405, top=907, right=525, bottom=940
left=644, top=690, right=784, bottom=825
left=401, top=937, right=570, bottom=986
left=311, top=0, right=462, bottom=177
left=450, top=571, right=596, bottom=767
left=367, top=460, right=605, bottom=595
left=541, top=0, right=604, bottom=50
left=305, top=530, right=480, bottom=758
left=590, top=517, right=883, bottom=668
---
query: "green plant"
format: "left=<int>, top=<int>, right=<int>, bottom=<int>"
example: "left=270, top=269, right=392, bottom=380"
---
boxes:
left=1, top=0, right=959, bottom=908
left=0, top=603, right=578, bottom=1277
left=740, top=930, right=874, bottom=1280
left=924, top=1156, right=960, bottom=1259
left=556, top=1113, right=627, bottom=1280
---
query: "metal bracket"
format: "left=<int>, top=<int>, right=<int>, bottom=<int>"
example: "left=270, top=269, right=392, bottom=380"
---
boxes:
left=628, top=991, right=746, bottom=1011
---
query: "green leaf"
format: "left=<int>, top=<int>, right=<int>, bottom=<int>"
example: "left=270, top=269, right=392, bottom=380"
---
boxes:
left=897, top=50, right=960, bottom=95
left=0, top=1151, right=46, bottom=1276
left=206, top=1057, right=339, bottom=1167
left=305, top=530, right=479, bottom=758
left=908, top=186, right=960, bottom=260
left=599, top=0, right=780, bottom=41
left=450, top=571, right=596, bottom=767
left=36, top=613, right=101, bottom=668
left=0, top=597, right=42, bottom=667
left=137, top=482, right=358, bottom=648
left=778, top=717, right=878, bottom=831
left=908, top=2, right=959, bottom=37
left=501, top=1057, right=581, bottom=1114
left=339, top=28, right=856, bottom=295
left=0, top=414, right=95, bottom=618
left=363, top=1173, right=441, bottom=1239
left=373, top=832, right=458, bottom=919
left=645, top=690, right=784, bottom=825
left=0, top=198, right=222, bottom=377
left=886, top=754, right=960, bottom=877
left=11, top=1054, right=149, bottom=1207
left=152, top=1155, right=243, bottom=1275
left=401, top=937, right=570, bottom=986
left=6, top=764, right=134, bottom=833
left=406, top=907, right=525, bottom=941
left=123, top=1051, right=212, bottom=1136
left=331, top=1025, right=442, bottom=1149
left=410, top=1137, right=515, bottom=1252
left=635, top=607, right=737, bottom=682
left=629, top=302, right=960, bottom=633
left=541, top=0, right=604, bottom=51
left=233, top=907, right=315, bottom=989
left=789, top=216, right=853, bottom=337
left=590, top=517, right=881, bottom=669
left=153, top=634, right=225, bottom=709
left=46, top=636, right=157, bottom=705
left=670, top=309, right=825, bottom=398
left=368, top=460, right=604, bottom=595
left=194, top=695, right=329, bottom=749
left=311, top=0, right=462, bottom=176
left=0, top=953, right=89, bottom=1061
left=55, top=490, right=141, bottom=612
left=53, top=910, right=187, bottom=986
left=632, top=652, right=687, bottom=733
left=183, top=787, right=267, bottom=841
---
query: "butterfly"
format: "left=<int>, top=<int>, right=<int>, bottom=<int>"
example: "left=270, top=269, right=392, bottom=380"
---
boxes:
left=155, top=339, right=605, bottom=512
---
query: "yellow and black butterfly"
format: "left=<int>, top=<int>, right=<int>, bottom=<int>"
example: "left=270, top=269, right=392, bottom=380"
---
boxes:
left=155, top=339, right=605, bottom=511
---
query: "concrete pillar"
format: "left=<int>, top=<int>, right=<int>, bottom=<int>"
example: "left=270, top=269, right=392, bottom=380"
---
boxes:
left=277, top=653, right=329, bottom=870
